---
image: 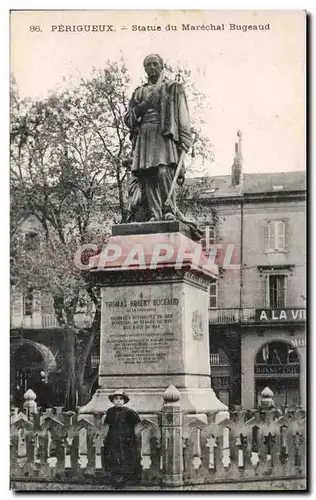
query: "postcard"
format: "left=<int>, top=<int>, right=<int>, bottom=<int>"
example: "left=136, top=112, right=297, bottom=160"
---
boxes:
left=10, top=10, right=306, bottom=492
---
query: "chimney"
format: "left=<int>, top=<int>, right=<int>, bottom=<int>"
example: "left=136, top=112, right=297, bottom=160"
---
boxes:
left=231, top=130, right=243, bottom=187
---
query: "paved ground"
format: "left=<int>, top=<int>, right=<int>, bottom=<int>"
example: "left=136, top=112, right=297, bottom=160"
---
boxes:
left=11, top=478, right=307, bottom=492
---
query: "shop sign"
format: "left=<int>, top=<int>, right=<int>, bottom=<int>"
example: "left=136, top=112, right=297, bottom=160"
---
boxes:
left=291, top=338, right=306, bottom=348
left=255, top=309, right=306, bottom=322
left=255, top=364, right=300, bottom=376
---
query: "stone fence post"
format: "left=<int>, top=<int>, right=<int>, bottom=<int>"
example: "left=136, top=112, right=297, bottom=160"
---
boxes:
left=259, top=386, right=275, bottom=410
left=161, top=385, right=183, bottom=487
left=23, top=389, right=37, bottom=422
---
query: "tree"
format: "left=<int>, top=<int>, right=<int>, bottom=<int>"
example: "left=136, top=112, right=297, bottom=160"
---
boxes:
left=10, top=62, right=131, bottom=409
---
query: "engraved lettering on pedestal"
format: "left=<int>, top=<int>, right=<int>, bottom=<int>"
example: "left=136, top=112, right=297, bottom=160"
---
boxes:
left=105, top=296, right=179, bottom=365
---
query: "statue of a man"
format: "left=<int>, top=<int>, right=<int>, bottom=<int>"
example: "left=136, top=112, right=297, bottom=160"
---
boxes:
left=124, top=54, right=192, bottom=222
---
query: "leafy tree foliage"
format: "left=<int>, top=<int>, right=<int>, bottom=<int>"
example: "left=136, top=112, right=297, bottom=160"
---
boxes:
left=10, top=62, right=131, bottom=408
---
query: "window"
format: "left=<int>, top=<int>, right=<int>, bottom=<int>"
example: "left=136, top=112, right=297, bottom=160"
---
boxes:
left=255, top=342, right=300, bottom=407
left=41, top=292, right=54, bottom=314
left=209, top=282, right=218, bottom=308
left=256, top=341, right=299, bottom=365
left=23, top=288, right=34, bottom=316
left=200, top=225, right=215, bottom=254
left=265, top=275, right=286, bottom=308
left=265, top=220, right=286, bottom=252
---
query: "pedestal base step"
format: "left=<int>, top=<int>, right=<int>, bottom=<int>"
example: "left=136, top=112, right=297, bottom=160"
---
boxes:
left=80, top=386, right=228, bottom=414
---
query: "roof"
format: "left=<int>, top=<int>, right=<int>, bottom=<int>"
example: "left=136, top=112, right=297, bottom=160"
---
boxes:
left=243, top=171, right=306, bottom=194
left=186, top=171, right=306, bottom=199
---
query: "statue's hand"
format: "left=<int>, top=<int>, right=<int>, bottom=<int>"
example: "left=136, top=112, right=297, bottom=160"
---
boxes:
left=146, top=88, right=161, bottom=110
left=177, top=176, right=185, bottom=187
left=135, top=100, right=149, bottom=118
left=177, top=165, right=186, bottom=186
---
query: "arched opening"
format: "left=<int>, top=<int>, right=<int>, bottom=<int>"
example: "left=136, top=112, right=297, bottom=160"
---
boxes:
left=10, top=340, right=57, bottom=407
left=254, top=340, right=300, bottom=407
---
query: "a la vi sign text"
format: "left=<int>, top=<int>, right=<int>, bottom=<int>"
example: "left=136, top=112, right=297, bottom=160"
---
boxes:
left=256, top=309, right=306, bottom=322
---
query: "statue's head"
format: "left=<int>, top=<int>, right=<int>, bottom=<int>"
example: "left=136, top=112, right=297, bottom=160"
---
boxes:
left=143, top=54, right=164, bottom=82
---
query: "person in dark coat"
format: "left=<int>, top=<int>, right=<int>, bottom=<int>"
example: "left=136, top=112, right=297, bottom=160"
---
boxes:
left=103, top=390, right=142, bottom=485
left=36, top=371, right=54, bottom=411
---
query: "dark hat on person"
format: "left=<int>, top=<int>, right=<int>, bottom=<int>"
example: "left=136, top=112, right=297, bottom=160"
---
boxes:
left=108, top=390, right=130, bottom=404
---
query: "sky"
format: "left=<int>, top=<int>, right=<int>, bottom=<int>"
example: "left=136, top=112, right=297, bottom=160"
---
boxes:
left=10, top=9, right=306, bottom=177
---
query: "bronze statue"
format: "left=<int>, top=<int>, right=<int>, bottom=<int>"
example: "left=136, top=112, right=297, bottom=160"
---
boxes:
left=124, top=54, right=192, bottom=223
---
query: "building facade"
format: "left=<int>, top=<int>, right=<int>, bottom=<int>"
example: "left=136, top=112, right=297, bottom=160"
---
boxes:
left=10, top=216, right=98, bottom=406
left=197, top=134, right=306, bottom=409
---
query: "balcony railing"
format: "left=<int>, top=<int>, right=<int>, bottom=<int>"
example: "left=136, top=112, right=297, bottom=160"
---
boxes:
left=11, top=307, right=306, bottom=330
left=209, top=353, right=220, bottom=365
left=209, top=309, right=240, bottom=324
left=42, top=314, right=58, bottom=328
left=11, top=313, right=93, bottom=329
left=209, top=308, right=306, bottom=324
left=91, top=355, right=100, bottom=368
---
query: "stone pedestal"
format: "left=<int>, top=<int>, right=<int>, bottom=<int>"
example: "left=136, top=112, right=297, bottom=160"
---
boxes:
left=80, top=222, right=227, bottom=415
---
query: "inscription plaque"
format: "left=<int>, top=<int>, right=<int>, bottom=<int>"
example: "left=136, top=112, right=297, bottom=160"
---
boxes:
left=100, top=283, right=182, bottom=374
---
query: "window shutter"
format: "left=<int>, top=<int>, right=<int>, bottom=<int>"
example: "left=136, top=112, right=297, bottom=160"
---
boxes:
left=209, top=282, right=218, bottom=308
left=209, top=226, right=216, bottom=245
left=284, top=219, right=289, bottom=251
left=282, top=276, right=287, bottom=307
left=200, top=225, right=206, bottom=249
left=205, top=226, right=210, bottom=253
left=23, top=288, right=35, bottom=316
left=276, top=221, right=285, bottom=251
left=265, top=220, right=287, bottom=252
left=281, top=221, right=285, bottom=250
left=264, top=223, right=269, bottom=251
left=32, top=290, right=41, bottom=314
left=41, top=292, right=54, bottom=314
left=271, top=221, right=277, bottom=250
left=11, top=286, right=23, bottom=318
left=199, top=224, right=215, bottom=254
left=209, top=295, right=217, bottom=308
left=264, top=275, right=270, bottom=307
